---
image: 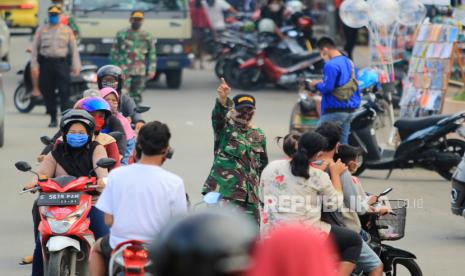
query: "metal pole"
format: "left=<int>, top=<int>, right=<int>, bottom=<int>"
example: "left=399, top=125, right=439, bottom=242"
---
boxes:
left=327, top=0, right=337, bottom=39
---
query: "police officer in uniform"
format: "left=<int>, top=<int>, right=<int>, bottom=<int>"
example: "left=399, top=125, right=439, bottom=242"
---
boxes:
left=110, top=10, right=157, bottom=105
left=31, top=5, right=81, bottom=127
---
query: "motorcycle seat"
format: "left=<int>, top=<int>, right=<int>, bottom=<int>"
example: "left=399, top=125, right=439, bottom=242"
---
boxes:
left=394, top=115, right=448, bottom=139
left=288, top=52, right=321, bottom=63
left=52, top=176, right=77, bottom=188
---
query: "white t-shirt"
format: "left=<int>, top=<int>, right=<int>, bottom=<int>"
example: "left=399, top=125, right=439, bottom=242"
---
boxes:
left=96, top=163, right=187, bottom=248
left=206, top=0, right=231, bottom=31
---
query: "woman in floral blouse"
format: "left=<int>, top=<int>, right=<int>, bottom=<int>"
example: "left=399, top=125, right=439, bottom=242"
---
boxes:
left=260, top=132, right=362, bottom=276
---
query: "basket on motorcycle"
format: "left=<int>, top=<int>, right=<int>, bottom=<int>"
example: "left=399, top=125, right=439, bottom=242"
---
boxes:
left=376, top=199, right=407, bottom=241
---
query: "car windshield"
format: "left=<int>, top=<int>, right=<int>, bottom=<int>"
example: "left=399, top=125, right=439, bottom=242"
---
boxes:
left=73, top=0, right=186, bottom=12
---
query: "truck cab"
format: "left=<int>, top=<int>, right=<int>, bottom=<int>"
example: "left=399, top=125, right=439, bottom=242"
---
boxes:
left=70, top=0, right=192, bottom=88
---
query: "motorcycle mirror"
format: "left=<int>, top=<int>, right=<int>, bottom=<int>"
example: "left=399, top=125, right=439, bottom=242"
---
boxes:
left=0, top=62, right=11, bottom=73
left=203, top=192, right=223, bottom=205
left=40, top=136, right=53, bottom=146
left=96, top=158, right=116, bottom=169
left=15, top=161, right=32, bottom=172
left=378, top=188, right=393, bottom=197
left=134, top=106, right=150, bottom=113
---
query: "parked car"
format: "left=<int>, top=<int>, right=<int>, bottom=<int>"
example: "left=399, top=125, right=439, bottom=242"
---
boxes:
left=0, top=62, right=11, bottom=147
left=0, top=17, right=11, bottom=61
left=0, top=0, right=39, bottom=32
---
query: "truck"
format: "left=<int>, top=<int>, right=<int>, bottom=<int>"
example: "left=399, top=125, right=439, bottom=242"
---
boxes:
left=70, top=0, right=192, bottom=89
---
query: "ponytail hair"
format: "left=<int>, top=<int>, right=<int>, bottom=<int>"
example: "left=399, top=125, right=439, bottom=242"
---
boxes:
left=290, top=132, right=328, bottom=179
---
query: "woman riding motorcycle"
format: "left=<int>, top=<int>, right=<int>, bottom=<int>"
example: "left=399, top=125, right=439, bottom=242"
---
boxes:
left=24, top=110, right=111, bottom=276
left=97, top=65, right=145, bottom=132
left=38, top=97, right=125, bottom=167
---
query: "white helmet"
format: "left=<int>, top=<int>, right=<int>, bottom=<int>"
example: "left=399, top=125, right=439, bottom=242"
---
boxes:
left=287, top=1, right=304, bottom=14
left=258, top=18, right=276, bottom=33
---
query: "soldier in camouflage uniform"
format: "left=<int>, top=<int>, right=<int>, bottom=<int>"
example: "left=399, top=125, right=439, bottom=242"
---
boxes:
left=203, top=78, right=268, bottom=222
left=110, top=10, right=157, bottom=104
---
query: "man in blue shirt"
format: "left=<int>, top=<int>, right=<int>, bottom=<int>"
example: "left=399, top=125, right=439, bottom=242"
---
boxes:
left=310, top=37, right=361, bottom=144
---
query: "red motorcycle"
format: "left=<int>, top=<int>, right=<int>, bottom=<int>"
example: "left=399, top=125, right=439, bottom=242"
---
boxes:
left=16, top=158, right=115, bottom=276
left=108, top=240, right=152, bottom=276
left=237, top=34, right=323, bottom=91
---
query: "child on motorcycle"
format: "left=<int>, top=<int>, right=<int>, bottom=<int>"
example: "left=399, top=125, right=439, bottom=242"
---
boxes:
left=100, top=87, right=136, bottom=165
left=24, top=110, right=111, bottom=276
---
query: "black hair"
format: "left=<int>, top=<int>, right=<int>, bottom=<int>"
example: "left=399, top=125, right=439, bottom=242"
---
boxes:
left=195, top=0, right=202, bottom=8
left=316, top=36, right=336, bottom=50
left=334, top=144, right=362, bottom=165
left=315, top=122, right=341, bottom=151
left=290, top=132, right=328, bottom=179
left=277, top=133, right=301, bottom=158
left=206, top=0, right=215, bottom=7
left=137, top=121, right=171, bottom=156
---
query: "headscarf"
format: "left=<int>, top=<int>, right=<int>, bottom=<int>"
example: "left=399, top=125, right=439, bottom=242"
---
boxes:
left=246, top=225, right=338, bottom=276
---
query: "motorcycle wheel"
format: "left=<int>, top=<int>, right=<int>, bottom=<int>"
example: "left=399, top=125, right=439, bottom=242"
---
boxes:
left=223, top=59, right=242, bottom=88
left=237, top=68, right=264, bottom=91
left=393, top=258, right=423, bottom=276
left=436, top=139, right=465, bottom=181
left=47, top=248, right=72, bottom=276
left=14, top=83, right=35, bottom=113
left=215, top=58, right=225, bottom=79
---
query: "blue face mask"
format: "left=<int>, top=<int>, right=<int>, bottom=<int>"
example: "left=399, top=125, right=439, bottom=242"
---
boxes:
left=66, top=134, right=89, bottom=148
left=49, top=14, right=59, bottom=25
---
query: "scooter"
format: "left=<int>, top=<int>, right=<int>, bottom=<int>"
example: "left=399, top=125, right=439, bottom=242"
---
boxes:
left=16, top=158, right=116, bottom=275
left=108, top=240, right=152, bottom=276
left=349, top=104, right=465, bottom=180
left=358, top=188, right=422, bottom=276
left=13, top=61, right=98, bottom=113
left=451, top=149, right=465, bottom=217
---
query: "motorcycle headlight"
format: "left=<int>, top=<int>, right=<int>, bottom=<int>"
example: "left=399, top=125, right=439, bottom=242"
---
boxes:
left=172, top=44, right=184, bottom=54
left=161, top=44, right=172, bottom=54
left=47, top=202, right=88, bottom=234
left=86, top=44, right=97, bottom=53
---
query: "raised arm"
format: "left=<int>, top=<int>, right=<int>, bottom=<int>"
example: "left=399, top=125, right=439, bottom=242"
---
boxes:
left=212, top=78, right=233, bottom=150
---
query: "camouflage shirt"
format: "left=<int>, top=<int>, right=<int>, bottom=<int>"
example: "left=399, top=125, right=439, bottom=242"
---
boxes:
left=203, top=98, right=268, bottom=204
left=110, top=28, right=157, bottom=76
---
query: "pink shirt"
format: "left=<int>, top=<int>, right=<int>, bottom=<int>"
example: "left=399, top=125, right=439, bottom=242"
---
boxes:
left=116, top=112, right=135, bottom=140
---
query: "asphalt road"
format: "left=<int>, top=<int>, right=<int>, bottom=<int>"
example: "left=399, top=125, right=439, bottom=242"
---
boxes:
left=1, top=34, right=464, bottom=276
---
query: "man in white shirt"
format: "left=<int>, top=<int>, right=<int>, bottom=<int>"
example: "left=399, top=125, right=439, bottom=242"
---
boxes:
left=206, top=0, right=237, bottom=31
left=90, top=121, right=188, bottom=276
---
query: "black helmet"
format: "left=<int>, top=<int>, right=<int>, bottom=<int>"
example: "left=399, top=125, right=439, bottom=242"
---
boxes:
left=151, top=209, right=258, bottom=276
left=97, top=65, right=123, bottom=92
left=60, top=109, right=96, bottom=137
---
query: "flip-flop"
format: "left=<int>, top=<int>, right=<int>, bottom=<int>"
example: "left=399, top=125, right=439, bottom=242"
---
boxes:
left=19, top=255, right=33, bottom=265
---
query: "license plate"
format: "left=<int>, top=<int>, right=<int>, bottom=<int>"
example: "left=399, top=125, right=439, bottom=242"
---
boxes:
left=102, top=38, right=115, bottom=44
left=166, top=61, right=180, bottom=67
left=37, top=193, right=81, bottom=206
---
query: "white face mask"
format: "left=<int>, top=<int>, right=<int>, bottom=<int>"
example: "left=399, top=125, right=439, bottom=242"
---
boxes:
left=269, top=3, right=281, bottom=12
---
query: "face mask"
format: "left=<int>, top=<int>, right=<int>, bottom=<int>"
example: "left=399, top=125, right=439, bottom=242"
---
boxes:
left=131, top=22, right=142, bottom=31
left=66, top=134, right=89, bottom=148
left=94, top=116, right=105, bottom=132
left=237, top=109, right=255, bottom=122
left=269, top=3, right=281, bottom=12
left=49, top=15, right=60, bottom=25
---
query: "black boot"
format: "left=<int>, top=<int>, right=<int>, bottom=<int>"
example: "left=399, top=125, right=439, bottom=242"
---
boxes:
left=48, top=115, right=57, bottom=128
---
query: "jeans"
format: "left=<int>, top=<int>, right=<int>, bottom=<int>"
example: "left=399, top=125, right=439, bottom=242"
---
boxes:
left=31, top=206, right=109, bottom=275
left=121, top=137, right=136, bottom=165
left=319, top=112, right=354, bottom=144
left=354, top=241, right=383, bottom=273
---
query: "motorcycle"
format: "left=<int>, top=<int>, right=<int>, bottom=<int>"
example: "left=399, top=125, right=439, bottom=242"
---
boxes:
left=358, top=188, right=422, bottom=276
left=13, top=61, right=98, bottom=113
left=236, top=33, right=323, bottom=90
left=349, top=105, right=465, bottom=180
left=451, top=146, right=465, bottom=217
left=16, top=158, right=116, bottom=276
left=108, top=240, right=152, bottom=276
